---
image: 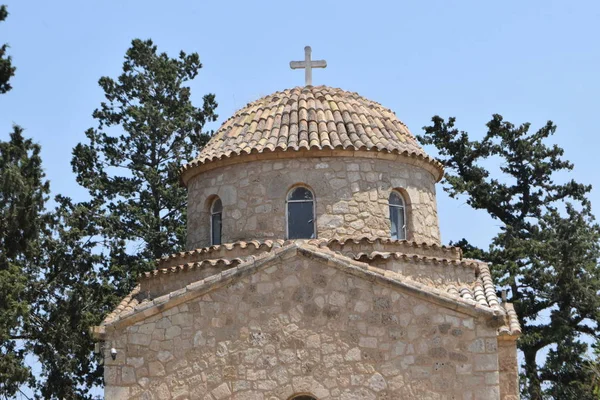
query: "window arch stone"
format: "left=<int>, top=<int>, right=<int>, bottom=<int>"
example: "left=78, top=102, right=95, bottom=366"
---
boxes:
left=210, top=197, right=222, bottom=245
left=288, top=395, right=317, bottom=400
left=389, top=190, right=407, bottom=240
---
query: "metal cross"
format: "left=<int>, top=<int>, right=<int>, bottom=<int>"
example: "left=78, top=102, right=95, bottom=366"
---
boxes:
left=290, top=46, right=327, bottom=86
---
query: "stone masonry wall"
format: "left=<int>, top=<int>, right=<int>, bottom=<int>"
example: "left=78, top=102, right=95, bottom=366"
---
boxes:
left=498, top=338, right=519, bottom=400
left=186, top=156, right=441, bottom=249
left=104, top=256, right=502, bottom=399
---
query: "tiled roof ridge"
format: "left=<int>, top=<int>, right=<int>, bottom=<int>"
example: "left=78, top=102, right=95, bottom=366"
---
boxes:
left=102, top=285, right=140, bottom=326
left=147, top=249, right=479, bottom=284
left=350, top=249, right=500, bottom=311
left=499, top=303, right=522, bottom=336
left=142, top=258, right=243, bottom=279
left=359, top=252, right=504, bottom=316
left=446, top=279, right=494, bottom=307
left=476, top=263, right=500, bottom=309
left=155, top=237, right=459, bottom=268
left=324, top=237, right=463, bottom=257
left=373, top=267, right=502, bottom=313
left=458, top=258, right=501, bottom=307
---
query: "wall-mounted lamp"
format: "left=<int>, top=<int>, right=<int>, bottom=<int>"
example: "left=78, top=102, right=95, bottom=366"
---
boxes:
left=110, top=347, right=117, bottom=360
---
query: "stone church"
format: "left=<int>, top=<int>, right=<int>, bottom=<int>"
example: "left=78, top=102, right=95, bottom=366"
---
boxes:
left=92, top=49, right=521, bottom=400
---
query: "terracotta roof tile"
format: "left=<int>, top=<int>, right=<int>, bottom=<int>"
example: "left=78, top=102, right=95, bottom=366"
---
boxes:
left=157, top=237, right=462, bottom=270
left=143, top=258, right=243, bottom=279
left=156, top=239, right=287, bottom=269
left=351, top=251, right=476, bottom=269
left=322, top=237, right=463, bottom=260
left=102, top=285, right=140, bottom=325
left=505, top=303, right=522, bottom=335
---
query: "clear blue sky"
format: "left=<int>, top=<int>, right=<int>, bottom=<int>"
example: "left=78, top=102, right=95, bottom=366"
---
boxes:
left=1, top=0, right=599, bottom=250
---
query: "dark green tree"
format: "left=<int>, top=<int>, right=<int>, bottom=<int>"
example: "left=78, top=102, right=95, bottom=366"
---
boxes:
left=24, top=38, right=220, bottom=396
left=28, top=195, right=113, bottom=399
left=0, top=127, right=110, bottom=399
left=587, top=345, right=600, bottom=398
left=0, top=126, right=50, bottom=397
left=418, top=115, right=600, bottom=399
left=29, top=38, right=217, bottom=398
left=0, top=5, right=16, bottom=93
left=1, top=37, right=217, bottom=398
left=71, top=37, right=217, bottom=293
left=0, top=9, right=109, bottom=397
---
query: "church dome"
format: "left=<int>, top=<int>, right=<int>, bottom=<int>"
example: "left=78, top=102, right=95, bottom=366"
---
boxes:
left=181, top=86, right=443, bottom=185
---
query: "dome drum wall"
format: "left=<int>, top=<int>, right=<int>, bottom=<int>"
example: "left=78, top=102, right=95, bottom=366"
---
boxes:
left=186, top=156, right=441, bottom=249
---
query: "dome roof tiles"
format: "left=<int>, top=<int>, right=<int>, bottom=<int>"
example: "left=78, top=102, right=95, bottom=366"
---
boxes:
left=182, top=86, right=443, bottom=182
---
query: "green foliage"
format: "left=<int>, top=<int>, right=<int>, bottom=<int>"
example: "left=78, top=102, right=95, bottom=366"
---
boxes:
left=28, top=195, right=113, bottom=399
left=418, top=115, right=600, bottom=400
left=0, top=37, right=216, bottom=398
left=0, top=128, right=110, bottom=398
left=72, top=38, right=217, bottom=296
left=0, top=5, right=16, bottom=93
left=0, top=126, right=49, bottom=397
left=40, top=38, right=216, bottom=396
left=0, top=15, right=107, bottom=396
left=587, top=345, right=600, bottom=398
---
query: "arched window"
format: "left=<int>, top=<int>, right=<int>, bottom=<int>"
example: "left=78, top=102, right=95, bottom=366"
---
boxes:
left=389, top=191, right=406, bottom=240
left=286, top=186, right=316, bottom=239
left=210, top=197, right=222, bottom=245
left=289, top=396, right=317, bottom=400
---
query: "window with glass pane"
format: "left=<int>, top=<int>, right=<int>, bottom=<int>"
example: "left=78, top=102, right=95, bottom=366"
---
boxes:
left=211, top=198, right=222, bottom=245
left=287, top=187, right=315, bottom=239
left=389, top=191, right=406, bottom=240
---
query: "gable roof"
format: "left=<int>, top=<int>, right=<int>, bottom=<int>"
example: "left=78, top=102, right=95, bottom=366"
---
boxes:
left=93, top=242, right=513, bottom=339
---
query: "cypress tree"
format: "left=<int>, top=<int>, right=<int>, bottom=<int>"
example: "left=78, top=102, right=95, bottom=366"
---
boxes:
left=0, top=126, right=50, bottom=397
left=0, top=5, right=16, bottom=93
left=71, top=39, right=217, bottom=296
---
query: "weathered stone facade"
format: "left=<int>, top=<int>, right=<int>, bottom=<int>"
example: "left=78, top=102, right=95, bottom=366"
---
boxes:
left=101, top=247, right=506, bottom=399
left=187, top=156, right=440, bottom=249
left=93, top=85, right=521, bottom=399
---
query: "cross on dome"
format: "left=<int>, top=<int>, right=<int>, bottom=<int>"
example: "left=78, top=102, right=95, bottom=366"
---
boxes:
left=289, top=46, right=327, bottom=86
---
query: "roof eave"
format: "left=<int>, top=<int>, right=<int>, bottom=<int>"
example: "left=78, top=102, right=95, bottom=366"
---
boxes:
left=180, top=147, right=444, bottom=187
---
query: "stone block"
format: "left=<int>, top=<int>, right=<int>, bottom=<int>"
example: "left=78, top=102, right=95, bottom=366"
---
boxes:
left=358, top=336, right=378, bottom=349
left=148, top=361, right=165, bottom=377
left=211, top=383, right=232, bottom=399
left=474, top=354, right=498, bottom=372
left=104, top=386, right=129, bottom=400
left=121, top=366, right=136, bottom=384
left=165, top=325, right=181, bottom=339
